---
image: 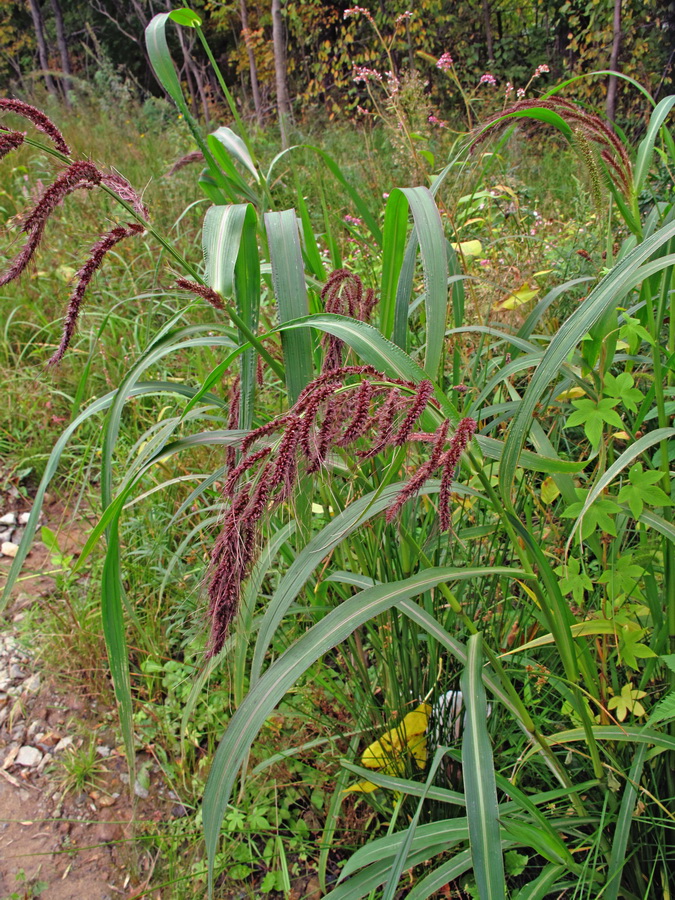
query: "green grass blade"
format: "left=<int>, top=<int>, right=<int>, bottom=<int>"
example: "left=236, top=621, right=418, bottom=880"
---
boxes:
left=101, top=522, right=135, bottom=792
left=382, top=746, right=451, bottom=900
left=460, top=633, right=506, bottom=900
left=633, top=96, right=675, bottom=194
left=0, top=381, right=213, bottom=610
left=604, top=743, right=648, bottom=900
left=264, top=209, right=314, bottom=403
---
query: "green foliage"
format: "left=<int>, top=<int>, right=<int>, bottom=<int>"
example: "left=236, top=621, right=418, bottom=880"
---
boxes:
left=1, top=10, right=675, bottom=899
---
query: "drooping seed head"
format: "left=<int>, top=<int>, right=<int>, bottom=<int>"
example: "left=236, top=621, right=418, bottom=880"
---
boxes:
left=48, top=222, right=144, bottom=366
left=0, top=99, right=70, bottom=155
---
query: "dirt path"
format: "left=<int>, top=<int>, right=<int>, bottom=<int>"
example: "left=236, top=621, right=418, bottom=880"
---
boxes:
left=0, top=498, right=138, bottom=900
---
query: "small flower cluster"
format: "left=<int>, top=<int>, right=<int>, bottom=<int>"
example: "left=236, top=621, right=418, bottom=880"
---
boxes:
left=428, top=115, right=447, bottom=128
left=0, top=100, right=151, bottom=364
left=517, top=87, right=526, bottom=99
left=343, top=214, right=364, bottom=226
left=479, top=73, right=497, bottom=86
left=534, top=64, right=550, bottom=77
left=395, top=11, right=413, bottom=24
left=344, top=6, right=373, bottom=21
left=353, top=66, right=383, bottom=84
left=207, top=352, right=477, bottom=654
left=436, top=52, right=454, bottom=72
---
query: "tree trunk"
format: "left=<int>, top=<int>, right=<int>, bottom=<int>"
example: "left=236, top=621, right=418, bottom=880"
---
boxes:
left=271, top=0, right=291, bottom=148
left=240, top=0, right=263, bottom=126
left=482, top=0, right=494, bottom=63
left=606, top=0, right=622, bottom=124
left=49, top=0, right=72, bottom=106
left=27, top=0, right=58, bottom=97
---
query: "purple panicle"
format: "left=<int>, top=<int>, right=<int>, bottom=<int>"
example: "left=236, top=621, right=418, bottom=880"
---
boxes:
left=48, top=223, right=144, bottom=366
left=0, top=98, right=70, bottom=155
left=176, top=277, right=225, bottom=311
left=0, top=130, right=25, bottom=161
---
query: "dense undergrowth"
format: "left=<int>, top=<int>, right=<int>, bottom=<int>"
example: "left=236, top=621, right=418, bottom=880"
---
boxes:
left=1, top=10, right=675, bottom=899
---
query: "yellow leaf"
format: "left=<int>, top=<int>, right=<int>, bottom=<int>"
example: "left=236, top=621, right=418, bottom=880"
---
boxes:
left=612, top=431, right=630, bottom=441
left=540, top=477, right=560, bottom=504
left=343, top=780, right=379, bottom=794
left=533, top=269, right=553, bottom=280
left=555, top=386, right=586, bottom=401
left=451, top=240, right=483, bottom=259
left=500, top=283, right=538, bottom=310
left=492, top=184, right=518, bottom=199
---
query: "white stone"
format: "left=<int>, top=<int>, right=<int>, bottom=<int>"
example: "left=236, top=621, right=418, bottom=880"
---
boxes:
left=1, top=542, right=19, bottom=558
left=23, top=674, right=40, bottom=693
left=0, top=513, right=17, bottom=525
left=53, top=736, right=74, bottom=753
left=16, top=745, right=43, bottom=767
left=18, top=512, right=31, bottom=525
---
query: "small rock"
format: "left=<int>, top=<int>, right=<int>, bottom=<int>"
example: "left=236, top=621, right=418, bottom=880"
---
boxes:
left=134, top=778, right=149, bottom=799
left=96, top=745, right=111, bottom=758
left=23, top=674, right=40, bottom=693
left=10, top=725, right=26, bottom=743
left=9, top=664, right=23, bottom=679
left=0, top=528, right=13, bottom=543
left=171, top=804, right=188, bottom=818
left=18, top=512, right=31, bottom=525
left=1, top=542, right=19, bottom=558
left=16, top=745, right=43, bottom=767
left=0, top=513, right=17, bottom=525
left=53, top=736, right=74, bottom=754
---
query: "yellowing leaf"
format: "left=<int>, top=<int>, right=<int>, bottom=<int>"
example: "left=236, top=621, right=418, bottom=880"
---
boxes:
left=492, top=184, right=518, bottom=199
left=540, top=477, right=560, bottom=504
left=360, top=703, right=430, bottom=771
left=533, top=269, right=553, bottom=280
left=612, top=431, right=631, bottom=441
left=500, top=283, right=538, bottom=310
left=555, top=386, right=586, bottom=401
left=451, top=240, right=483, bottom=259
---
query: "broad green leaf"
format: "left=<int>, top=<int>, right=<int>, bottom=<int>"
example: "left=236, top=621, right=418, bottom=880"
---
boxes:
left=264, top=209, right=314, bottom=403
left=203, top=204, right=260, bottom=428
left=168, top=7, right=202, bottom=27
left=380, top=187, right=448, bottom=379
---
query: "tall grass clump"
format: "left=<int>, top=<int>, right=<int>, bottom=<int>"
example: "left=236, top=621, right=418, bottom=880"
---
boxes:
left=1, top=6, right=675, bottom=898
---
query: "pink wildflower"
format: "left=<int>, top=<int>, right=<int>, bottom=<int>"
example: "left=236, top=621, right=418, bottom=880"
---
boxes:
left=436, top=52, right=454, bottom=71
left=353, top=66, right=383, bottom=83
left=517, top=87, right=526, bottom=99
left=534, top=64, right=550, bottom=76
left=428, top=115, right=447, bottom=128
left=479, top=73, right=497, bottom=86
left=344, top=6, right=373, bottom=21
